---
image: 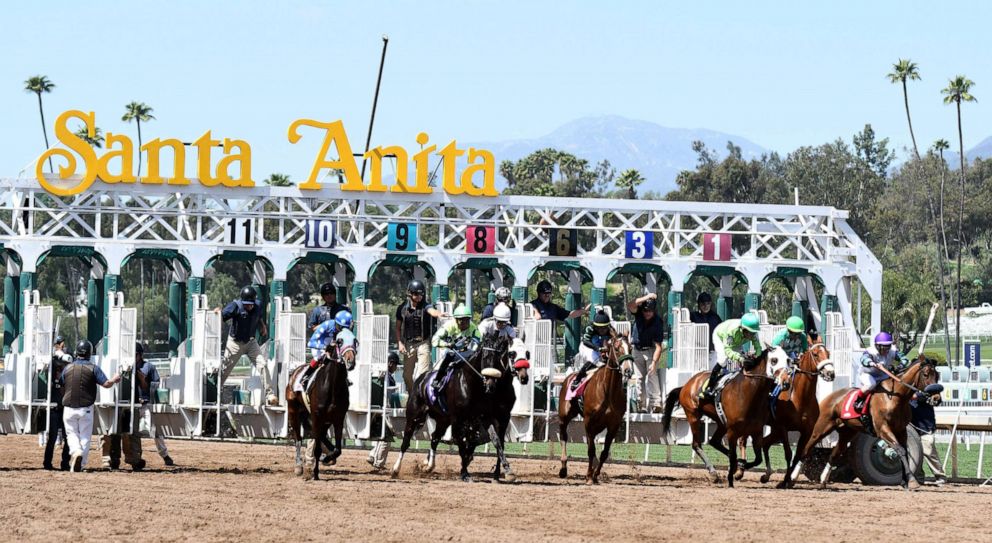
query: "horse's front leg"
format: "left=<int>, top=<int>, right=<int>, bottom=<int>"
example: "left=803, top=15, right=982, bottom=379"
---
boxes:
left=425, top=421, right=448, bottom=474
left=593, top=423, right=619, bottom=484
left=877, top=424, right=917, bottom=491
left=487, top=422, right=515, bottom=483
left=453, top=426, right=472, bottom=482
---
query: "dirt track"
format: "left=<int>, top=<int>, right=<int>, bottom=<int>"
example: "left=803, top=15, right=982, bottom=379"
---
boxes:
left=1, top=435, right=989, bottom=542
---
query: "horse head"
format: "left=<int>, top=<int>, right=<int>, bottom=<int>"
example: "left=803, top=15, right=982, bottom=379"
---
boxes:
left=507, top=337, right=530, bottom=385
left=908, top=357, right=942, bottom=404
left=479, top=335, right=507, bottom=393
left=604, top=333, right=634, bottom=386
left=765, top=345, right=793, bottom=390
left=805, top=342, right=835, bottom=382
left=334, top=328, right=357, bottom=371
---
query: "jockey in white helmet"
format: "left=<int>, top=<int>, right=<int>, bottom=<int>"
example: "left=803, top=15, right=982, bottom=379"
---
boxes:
left=478, top=302, right=516, bottom=340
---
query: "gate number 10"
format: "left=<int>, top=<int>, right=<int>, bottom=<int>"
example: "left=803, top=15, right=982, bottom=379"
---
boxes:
left=305, top=220, right=337, bottom=249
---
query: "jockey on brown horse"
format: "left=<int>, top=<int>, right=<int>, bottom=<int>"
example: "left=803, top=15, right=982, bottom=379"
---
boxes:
left=789, top=332, right=941, bottom=490
left=558, top=311, right=633, bottom=484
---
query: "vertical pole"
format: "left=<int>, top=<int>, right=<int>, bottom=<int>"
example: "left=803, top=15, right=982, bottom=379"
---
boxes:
left=590, top=286, right=606, bottom=308
left=744, top=292, right=762, bottom=314
left=667, top=290, right=684, bottom=369
left=431, top=284, right=449, bottom=303
left=351, top=281, right=368, bottom=326
left=564, top=270, right=582, bottom=361
left=333, top=261, right=349, bottom=306
left=18, top=271, right=35, bottom=351
left=268, top=280, right=286, bottom=358
left=717, top=275, right=733, bottom=320
left=168, top=279, right=186, bottom=357
left=3, top=270, right=19, bottom=355
left=464, top=269, right=472, bottom=312
left=186, top=276, right=204, bottom=357
left=87, top=274, right=105, bottom=348
left=102, top=274, right=121, bottom=354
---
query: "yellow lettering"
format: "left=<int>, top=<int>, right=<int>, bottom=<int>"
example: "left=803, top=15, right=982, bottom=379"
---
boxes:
left=217, top=138, right=254, bottom=187
left=140, top=138, right=189, bottom=185
left=288, top=119, right=362, bottom=191
left=363, top=145, right=406, bottom=192
left=36, top=110, right=98, bottom=196
left=194, top=131, right=221, bottom=187
left=96, top=133, right=135, bottom=184
left=392, top=132, right=434, bottom=194
left=461, top=148, right=497, bottom=196
left=439, top=140, right=467, bottom=194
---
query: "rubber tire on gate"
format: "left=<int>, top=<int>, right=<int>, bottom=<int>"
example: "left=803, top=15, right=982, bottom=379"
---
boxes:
left=850, top=426, right=923, bottom=486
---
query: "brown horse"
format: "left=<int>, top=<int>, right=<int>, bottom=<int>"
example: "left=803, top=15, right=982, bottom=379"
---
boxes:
left=557, top=334, right=633, bottom=484
left=790, top=357, right=939, bottom=490
left=661, top=347, right=789, bottom=487
left=754, top=342, right=835, bottom=487
left=286, top=328, right=357, bottom=480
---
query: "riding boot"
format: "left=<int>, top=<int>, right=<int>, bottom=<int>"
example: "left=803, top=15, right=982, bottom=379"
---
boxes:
left=301, top=363, right=316, bottom=390
left=699, top=366, right=722, bottom=400
left=570, top=361, right=595, bottom=391
left=432, top=358, right=450, bottom=394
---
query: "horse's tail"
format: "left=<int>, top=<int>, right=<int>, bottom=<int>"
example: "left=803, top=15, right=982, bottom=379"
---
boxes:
left=661, top=386, right=683, bottom=438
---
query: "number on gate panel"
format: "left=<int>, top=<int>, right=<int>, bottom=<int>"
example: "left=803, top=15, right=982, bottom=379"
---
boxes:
left=224, top=217, right=256, bottom=246
left=304, top=220, right=337, bottom=249
left=548, top=228, right=577, bottom=256
left=466, top=225, right=496, bottom=254
left=387, top=222, right=418, bottom=251
left=625, top=230, right=653, bottom=259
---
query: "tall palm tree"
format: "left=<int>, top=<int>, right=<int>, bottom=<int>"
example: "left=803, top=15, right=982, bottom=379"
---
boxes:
left=941, top=76, right=976, bottom=366
left=121, top=101, right=155, bottom=177
left=932, top=139, right=953, bottom=364
left=24, top=75, right=56, bottom=173
left=887, top=60, right=922, bottom=159
left=616, top=168, right=645, bottom=199
left=74, top=125, right=105, bottom=148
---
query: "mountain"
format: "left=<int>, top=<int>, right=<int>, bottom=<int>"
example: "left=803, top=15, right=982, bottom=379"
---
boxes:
left=470, top=115, right=769, bottom=195
left=966, top=136, right=992, bottom=162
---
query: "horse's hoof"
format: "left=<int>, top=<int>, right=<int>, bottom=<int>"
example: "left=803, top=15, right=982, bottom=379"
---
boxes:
left=818, top=482, right=828, bottom=490
left=294, top=466, right=304, bottom=476
left=503, top=473, right=517, bottom=483
left=585, top=478, right=594, bottom=486
left=734, top=471, right=745, bottom=481
left=760, top=473, right=771, bottom=484
left=390, top=469, right=400, bottom=479
left=775, top=480, right=788, bottom=489
left=320, top=454, right=336, bottom=466
left=461, top=475, right=473, bottom=483
left=558, top=467, right=567, bottom=479
left=708, top=472, right=720, bottom=484
left=907, top=479, right=920, bottom=491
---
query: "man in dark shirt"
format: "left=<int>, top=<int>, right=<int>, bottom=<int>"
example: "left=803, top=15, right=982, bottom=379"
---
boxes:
left=626, top=293, right=667, bottom=413
left=529, top=280, right=588, bottom=322
left=41, top=336, right=72, bottom=470
left=911, top=384, right=946, bottom=485
left=689, top=292, right=722, bottom=364
left=61, top=340, right=121, bottom=472
left=395, top=280, right=445, bottom=391
left=219, top=286, right=277, bottom=406
left=308, top=282, right=349, bottom=333
left=134, top=343, right=175, bottom=467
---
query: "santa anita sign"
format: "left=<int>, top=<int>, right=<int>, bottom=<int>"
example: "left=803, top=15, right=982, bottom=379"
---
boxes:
left=36, top=110, right=498, bottom=197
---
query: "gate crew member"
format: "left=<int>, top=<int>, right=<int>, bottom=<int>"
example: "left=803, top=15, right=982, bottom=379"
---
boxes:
left=700, top=314, right=761, bottom=400
left=690, top=292, right=722, bottom=365
left=396, top=280, right=445, bottom=391
left=61, top=340, right=121, bottom=472
left=626, top=293, right=667, bottom=413
left=308, top=282, right=350, bottom=334
left=41, top=336, right=72, bottom=470
left=134, top=343, right=175, bottom=467
left=219, top=286, right=278, bottom=406
left=529, top=279, right=589, bottom=323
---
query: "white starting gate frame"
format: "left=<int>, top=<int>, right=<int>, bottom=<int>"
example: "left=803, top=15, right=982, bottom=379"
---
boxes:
left=0, top=174, right=881, bottom=446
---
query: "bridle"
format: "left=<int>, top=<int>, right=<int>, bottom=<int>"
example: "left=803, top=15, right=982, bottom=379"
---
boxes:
left=602, top=336, right=633, bottom=374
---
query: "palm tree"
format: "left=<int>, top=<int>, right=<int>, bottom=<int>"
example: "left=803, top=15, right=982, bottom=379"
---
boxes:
left=887, top=59, right=922, bottom=159
left=932, top=139, right=953, bottom=364
left=24, top=75, right=56, bottom=173
left=121, top=102, right=155, bottom=177
left=941, top=76, right=976, bottom=366
left=263, top=173, right=293, bottom=187
left=74, top=125, right=105, bottom=148
left=615, top=168, right=645, bottom=199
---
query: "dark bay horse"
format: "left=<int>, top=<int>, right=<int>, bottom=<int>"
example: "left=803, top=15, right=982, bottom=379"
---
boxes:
left=661, top=347, right=789, bottom=487
left=790, top=357, right=939, bottom=490
left=557, top=334, right=632, bottom=484
left=762, top=342, right=834, bottom=488
left=390, top=334, right=509, bottom=482
left=286, top=328, right=357, bottom=480
left=489, top=337, right=531, bottom=482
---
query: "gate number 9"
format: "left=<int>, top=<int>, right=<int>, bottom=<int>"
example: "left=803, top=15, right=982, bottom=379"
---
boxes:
left=625, top=230, right=654, bottom=259
left=387, top=223, right=418, bottom=252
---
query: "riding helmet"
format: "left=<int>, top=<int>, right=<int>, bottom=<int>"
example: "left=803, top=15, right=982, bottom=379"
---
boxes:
left=54, top=335, right=65, bottom=346
left=387, top=351, right=400, bottom=366
left=874, top=331, right=893, bottom=346
left=334, top=310, right=353, bottom=330
left=452, top=304, right=472, bottom=319
left=495, top=286, right=512, bottom=302
left=697, top=292, right=712, bottom=304
left=320, top=282, right=335, bottom=296
left=593, top=310, right=611, bottom=327
left=786, top=316, right=805, bottom=333
left=135, top=342, right=144, bottom=355
left=74, top=340, right=93, bottom=359
left=537, top=280, right=553, bottom=295
left=493, top=303, right=512, bottom=322
left=740, top=313, right=761, bottom=333
left=240, top=286, right=257, bottom=302
left=407, top=280, right=426, bottom=295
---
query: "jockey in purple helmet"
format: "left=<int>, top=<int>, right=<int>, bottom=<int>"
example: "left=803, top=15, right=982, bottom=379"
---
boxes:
left=856, top=331, right=909, bottom=408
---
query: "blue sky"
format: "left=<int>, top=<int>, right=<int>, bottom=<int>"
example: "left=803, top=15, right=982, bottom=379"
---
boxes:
left=4, top=1, right=990, bottom=181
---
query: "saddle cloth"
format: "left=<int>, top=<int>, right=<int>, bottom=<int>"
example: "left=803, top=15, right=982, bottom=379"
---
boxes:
left=425, top=370, right=453, bottom=414
left=713, top=370, right=739, bottom=396
left=294, top=365, right=324, bottom=394
left=840, top=389, right=872, bottom=420
left=565, top=367, right=602, bottom=401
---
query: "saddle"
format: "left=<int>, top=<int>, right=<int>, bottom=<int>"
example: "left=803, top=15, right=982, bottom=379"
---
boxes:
left=840, top=389, right=876, bottom=433
left=295, top=364, right=324, bottom=395
left=425, top=371, right=453, bottom=414
left=711, top=370, right=740, bottom=426
left=565, top=367, right=602, bottom=402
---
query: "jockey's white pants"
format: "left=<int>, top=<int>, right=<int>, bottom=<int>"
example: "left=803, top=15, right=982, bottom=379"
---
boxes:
left=578, top=344, right=602, bottom=366
left=63, top=405, right=94, bottom=468
left=859, top=371, right=888, bottom=393
left=711, top=334, right=729, bottom=367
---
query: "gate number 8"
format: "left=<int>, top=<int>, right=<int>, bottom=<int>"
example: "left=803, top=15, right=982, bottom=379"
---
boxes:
left=467, top=225, right=496, bottom=255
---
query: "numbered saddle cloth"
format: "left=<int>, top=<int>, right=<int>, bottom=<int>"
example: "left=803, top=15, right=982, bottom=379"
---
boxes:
left=565, top=367, right=602, bottom=401
left=840, top=389, right=873, bottom=420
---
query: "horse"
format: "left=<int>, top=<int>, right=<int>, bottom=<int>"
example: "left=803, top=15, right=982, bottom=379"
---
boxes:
left=489, top=337, right=531, bottom=482
left=286, top=327, right=357, bottom=480
left=735, top=341, right=835, bottom=486
left=557, top=334, right=633, bottom=484
left=661, top=346, right=789, bottom=487
left=390, top=334, right=509, bottom=482
left=789, top=356, right=940, bottom=490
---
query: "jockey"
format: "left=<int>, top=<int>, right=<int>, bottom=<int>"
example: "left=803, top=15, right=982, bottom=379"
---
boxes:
left=478, top=302, right=516, bottom=340
left=302, top=310, right=353, bottom=384
left=569, top=310, right=616, bottom=391
left=699, top=314, right=762, bottom=400
left=431, top=304, right=481, bottom=393
left=856, top=331, right=909, bottom=409
left=771, top=316, right=808, bottom=360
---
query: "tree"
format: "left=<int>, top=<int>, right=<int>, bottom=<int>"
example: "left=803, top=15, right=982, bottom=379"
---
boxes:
left=74, top=125, right=105, bottom=148
left=122, top=102, right=155, bottom=178
left=24, top=75, right=56, bottom=173
left=500, top=149, right=613, bottom=198
left=887, top=59, right=922, bottom=159
left=941, top=75, right=976, bottom=365
left=615, top=169, right=645, bottom=199
left=263, top=173, right=293, bottom=186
